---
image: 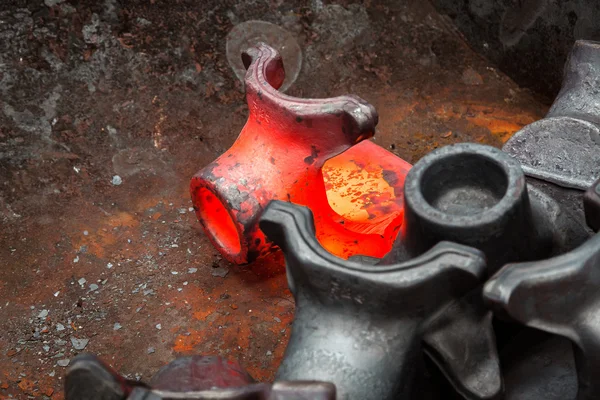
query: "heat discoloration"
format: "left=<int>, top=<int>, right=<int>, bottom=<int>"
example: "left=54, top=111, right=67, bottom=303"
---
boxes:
left=190, top=44, right=411, bottom=264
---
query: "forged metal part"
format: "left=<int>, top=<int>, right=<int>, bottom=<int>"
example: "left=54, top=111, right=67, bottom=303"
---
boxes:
left=380, top=143, right=557, bottom=400
left=524, top=178, right=591, bottom=256
left=259, top=200, right=487, bottom=400
left=266, top=381, right=337, bottom=400
left=66, top=354, right=336, bottom=400
left=421, top=289, right=502, bottom=400
left=128, top=381, right=336, bottom=400
left=150, top=356, right=255, bottom=391
left=399, top=142, right=553, bottom=271
left=190, top=43, right=412, bottom=264
left=226, top=21, right=302, bottom=93
left=127, top=385, right=270, bottom=400
left=65, top=353, right=148, bottom=400
left=504, top=40, right=600, bottom=191
left=484, top=190, right=600, bottom=400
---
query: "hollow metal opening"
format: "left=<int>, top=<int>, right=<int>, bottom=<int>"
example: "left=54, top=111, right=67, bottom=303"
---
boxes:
left=420, top=153, right=509, bottom=217
left=196, top=187, right=242, bottom=255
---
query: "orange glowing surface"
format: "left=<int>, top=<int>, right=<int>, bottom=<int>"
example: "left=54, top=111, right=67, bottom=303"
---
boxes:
left=190, top=44, right=413, bottom=264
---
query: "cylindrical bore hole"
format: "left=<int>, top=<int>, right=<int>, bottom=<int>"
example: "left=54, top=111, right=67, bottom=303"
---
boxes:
left=420, top=153, right=509, bottom=217
left=196, top=187, right=242, bottom=255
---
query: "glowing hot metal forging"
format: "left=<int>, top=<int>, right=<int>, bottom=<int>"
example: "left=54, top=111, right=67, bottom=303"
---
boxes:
left=190, top=43, right=411, bottom=264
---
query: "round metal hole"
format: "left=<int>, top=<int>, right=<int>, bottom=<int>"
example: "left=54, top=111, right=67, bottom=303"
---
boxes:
left=196, top=187, right=242, bottom=255
left=420, top=153, right=509, bottom=217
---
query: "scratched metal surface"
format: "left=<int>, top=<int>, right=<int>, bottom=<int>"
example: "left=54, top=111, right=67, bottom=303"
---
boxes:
left=0, top=0, right=546, bottom=398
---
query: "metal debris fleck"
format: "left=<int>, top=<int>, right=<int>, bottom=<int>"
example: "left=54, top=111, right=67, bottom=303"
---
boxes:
left=70, top=337, right=89, bottom=350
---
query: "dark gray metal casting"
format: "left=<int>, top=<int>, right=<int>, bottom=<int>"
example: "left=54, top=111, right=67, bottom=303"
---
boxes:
left=377, top=41, right=600, bottom=399
left=128, top=382, right=336, bottom=400
left=377, top=143, right=556, bottom=400
left=258, top=200, right=487, bottom=400
left=421, top=289, right=501, bottom=400
left=481, top=175, right=600, bottom=400
left=257, top=138, right=597, bottom=400
left=258, top=143, right=594, bottom=399
left=484, top=233, right=600, bottom=399
left=504, top=40, right=600, bottom=191
left=65, top=353, right=336, bottom=400
left=399, top=143, right=553, bottom=271
left=479, top=44, right=600, bottom=400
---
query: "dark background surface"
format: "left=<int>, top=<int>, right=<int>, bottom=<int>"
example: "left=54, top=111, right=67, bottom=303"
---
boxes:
left=432, top=0, right=600, bottom=99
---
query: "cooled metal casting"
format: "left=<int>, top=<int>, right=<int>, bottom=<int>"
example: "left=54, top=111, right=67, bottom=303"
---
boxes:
left=259, top=201, right=487, bottom=400
left=257, top=143, right=596, bottom=399
left=500, top=39, right=600, bottom=262
left=505, top=40, right=600, bottom=191
left=388, top=143, right=553, bottom=270
left=65, top=353, right=336, bottom=400
left=484, top=179, right=600, bottom=400
left=375, top=142, right=555, bottom=400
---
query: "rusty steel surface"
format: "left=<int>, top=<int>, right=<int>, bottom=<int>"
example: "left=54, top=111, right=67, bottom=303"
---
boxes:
left=0, top=0, right=546, bottom=398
